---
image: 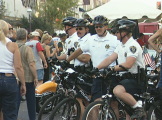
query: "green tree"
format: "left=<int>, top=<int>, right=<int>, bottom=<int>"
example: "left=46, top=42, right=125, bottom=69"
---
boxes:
left=20, top=15, right=53, bottom=34
left=0, top=0, right=6, bottom=19
left=36, top=0, right=78, bottom=30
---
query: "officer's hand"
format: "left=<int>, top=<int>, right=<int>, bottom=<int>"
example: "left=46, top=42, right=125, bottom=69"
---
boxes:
left=104, top=66, right=115, bottom=76
left=61, top=60, right=69, bottom=70
left=70, top=47, right=75, bottom=52
left=68, top=47, right=75, bottom=55
left=91, top=67, right=99, bottom=76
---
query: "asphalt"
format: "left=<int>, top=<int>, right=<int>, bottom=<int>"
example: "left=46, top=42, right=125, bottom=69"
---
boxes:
left=18, top=101, right=38, bottom=120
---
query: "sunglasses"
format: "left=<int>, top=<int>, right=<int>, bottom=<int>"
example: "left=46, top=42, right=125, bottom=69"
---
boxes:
left=76, top=27, right=83, bottom=30
left=9, top=28, right=13, bottom=30
left=95, top=25, right=104, bottom=29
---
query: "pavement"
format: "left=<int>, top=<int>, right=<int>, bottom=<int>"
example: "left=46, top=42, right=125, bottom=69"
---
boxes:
left=18, top=101, right=38, bottom=120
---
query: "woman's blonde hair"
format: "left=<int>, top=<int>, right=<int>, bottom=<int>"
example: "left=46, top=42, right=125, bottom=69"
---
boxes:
left=41, top=33, right=52, bottom=43
left=0, top=20, right=9, bottom=44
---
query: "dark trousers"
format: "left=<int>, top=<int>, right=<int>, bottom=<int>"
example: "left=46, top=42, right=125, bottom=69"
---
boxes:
left=17, top=82, right=36, bottom=120
left=0, top=74, right=18, bottom=120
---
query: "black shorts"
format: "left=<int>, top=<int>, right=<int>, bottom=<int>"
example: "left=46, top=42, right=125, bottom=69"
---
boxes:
left=119, top=79, right=143, bottom=95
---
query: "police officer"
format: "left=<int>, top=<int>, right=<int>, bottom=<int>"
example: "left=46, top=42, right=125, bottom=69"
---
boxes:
left=66, top=15, right=120, bottom=101
left=56, top=16, right=79, bottom=68
left=72, top=18, right=92, bottom=120
left=73, top=18, right=91, bottom=67
left=97, top=19, right=146, bottom=119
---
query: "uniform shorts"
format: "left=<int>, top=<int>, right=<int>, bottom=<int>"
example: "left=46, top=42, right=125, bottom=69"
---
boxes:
left=119, top=79, right=143, bottom=95
left=37, top=69, right=44, bottom=81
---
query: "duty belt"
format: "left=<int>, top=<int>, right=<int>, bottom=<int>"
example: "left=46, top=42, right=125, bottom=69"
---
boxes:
left=121, top=72, right=138, bottom=80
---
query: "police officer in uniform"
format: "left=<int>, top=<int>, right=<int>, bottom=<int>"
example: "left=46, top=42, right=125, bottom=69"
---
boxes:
left=56, top=17, right=79, bottom=68
left=65, top=15, right=120, bottom=102
left=71, top=18, right=92, bottom=120
left=73, top=18, right=91, bottom=67
left=97, top=19, right=146, bottom=119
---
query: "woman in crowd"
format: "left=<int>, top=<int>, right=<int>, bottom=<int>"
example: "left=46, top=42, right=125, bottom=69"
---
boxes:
left=148, top=28, right=162, bottom=100
left=0, top=20, right=26, bottom=120
left=41, top=33, right=57, bottom=82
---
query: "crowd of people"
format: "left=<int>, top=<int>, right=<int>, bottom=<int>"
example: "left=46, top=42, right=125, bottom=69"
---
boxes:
left=0, top=14, right=162, bottom=120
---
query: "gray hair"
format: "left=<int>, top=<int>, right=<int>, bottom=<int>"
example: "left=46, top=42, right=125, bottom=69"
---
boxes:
left=16, top=28, right=28, bottom=40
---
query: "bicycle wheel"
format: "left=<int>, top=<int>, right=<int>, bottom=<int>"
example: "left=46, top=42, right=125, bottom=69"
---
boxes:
left=82, top=101, right=117, bottom=120
left=147, top=100, right=162, bottom=120
left=37, top=94, right=64, bottom=120
left=36, top=92, right=54, bottom=113
left=49, top=98, right=81, bottom=120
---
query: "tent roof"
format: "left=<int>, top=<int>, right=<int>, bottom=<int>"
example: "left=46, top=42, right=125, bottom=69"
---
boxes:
left=87, top=0, right=162, bottom=20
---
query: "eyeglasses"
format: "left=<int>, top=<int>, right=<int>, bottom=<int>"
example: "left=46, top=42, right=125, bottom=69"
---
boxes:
left=95, top=25, right=104, bottom=29
left=76, top=27, right=83, bottom=31
left=9, top=28, right=13, bottom=30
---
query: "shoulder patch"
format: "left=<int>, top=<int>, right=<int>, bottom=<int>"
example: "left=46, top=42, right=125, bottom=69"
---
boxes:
left=124, top=52, right=127, bottom=57
left=68, top=40, right=71, bottom=44
left=129, top=46, right=137, bottom=54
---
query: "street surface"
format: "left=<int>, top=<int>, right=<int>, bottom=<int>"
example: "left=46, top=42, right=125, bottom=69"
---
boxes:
left=18, top=101, right=38, bottom=120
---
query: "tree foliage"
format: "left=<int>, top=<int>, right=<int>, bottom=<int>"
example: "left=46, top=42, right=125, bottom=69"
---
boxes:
left=20, top=15, right=53, bottom=34
left=20, top=0, right=79, bottom=33
left=0, top=0, right=6, bottom=19
left=36, top=0, right=78, bottom=30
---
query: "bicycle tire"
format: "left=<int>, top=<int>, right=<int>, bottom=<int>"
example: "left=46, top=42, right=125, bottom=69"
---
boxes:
left=147, top=100, right=162, bottom=120
left=36, top=92, right=54, bottom=113
left=49, top=98, right=81, bottom=120
left=82, top=101, right=117, bottom=120
left=37, top=94, right=64, bottom=120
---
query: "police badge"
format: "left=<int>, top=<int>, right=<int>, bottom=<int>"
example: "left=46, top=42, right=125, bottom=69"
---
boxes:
left=105, top=44, right=110, bottom=49
left=130, top=46, right=137, bottom=53
left=74, top=42, right=79, bottom=48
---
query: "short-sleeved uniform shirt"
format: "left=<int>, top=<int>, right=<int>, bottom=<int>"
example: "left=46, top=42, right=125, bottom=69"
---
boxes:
left=74, top=33, right=91, bottom=67
left=81, top=32, right=121, bottom=68
left=65, top=32, right=79, bottom=64
left=114, top=37, right=145, bottom=74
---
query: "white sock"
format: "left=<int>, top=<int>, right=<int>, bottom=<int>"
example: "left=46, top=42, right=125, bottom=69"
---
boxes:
left=132, top=101, right=142, bottom=108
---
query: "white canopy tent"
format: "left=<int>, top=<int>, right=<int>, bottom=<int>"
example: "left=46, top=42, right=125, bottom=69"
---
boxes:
left=87, top=0, right=162, bottom=22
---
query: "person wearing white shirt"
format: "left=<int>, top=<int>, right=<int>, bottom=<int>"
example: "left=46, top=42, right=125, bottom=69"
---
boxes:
left=57, top=17, right=79, bottom=67
left=66, top=15, right=120, bottom=101
left=72, top=18, right=92, bottom=120
left=97, top=19, right=146, bottom=119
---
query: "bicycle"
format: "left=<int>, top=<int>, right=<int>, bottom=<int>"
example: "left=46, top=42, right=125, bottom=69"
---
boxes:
left=38, top=63, right=92, bottom=120
left=48, top=67, right=92, bottom=120
left=82, top=68, right=152, bottom=120
left=146, top=75, right=162, bottom=120
left=35, top=59, right=60, bottom=113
